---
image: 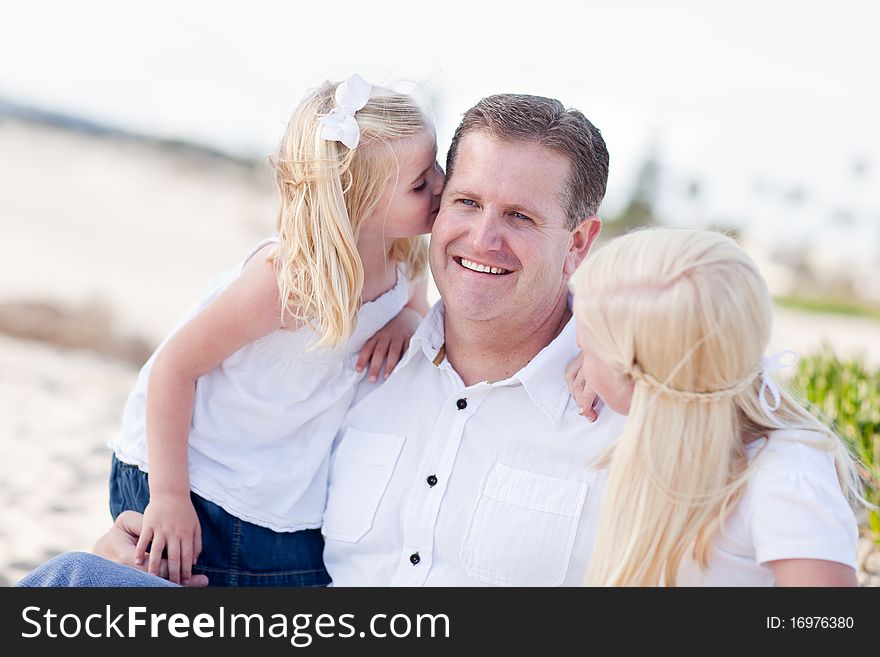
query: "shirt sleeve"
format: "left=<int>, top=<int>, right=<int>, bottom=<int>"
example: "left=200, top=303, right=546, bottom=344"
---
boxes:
left=748, top=449, right=859, bottom=569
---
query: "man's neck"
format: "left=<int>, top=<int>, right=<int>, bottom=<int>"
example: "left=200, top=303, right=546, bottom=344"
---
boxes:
left=443, top=294, right=571, bottom=387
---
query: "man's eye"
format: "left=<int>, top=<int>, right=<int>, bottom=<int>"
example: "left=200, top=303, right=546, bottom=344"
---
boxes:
left=458, top=199, right=476, bottom=206
left=512, top=211, right=532, bottom=221
left=413, top=180, right=428, bottom=192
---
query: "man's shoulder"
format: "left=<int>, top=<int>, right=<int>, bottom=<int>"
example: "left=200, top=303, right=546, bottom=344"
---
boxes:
left=348, top=346, right=444, bottom=417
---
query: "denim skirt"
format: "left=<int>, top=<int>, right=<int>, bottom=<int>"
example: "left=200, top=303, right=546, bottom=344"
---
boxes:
left=109, top=454, right=330, bottom=587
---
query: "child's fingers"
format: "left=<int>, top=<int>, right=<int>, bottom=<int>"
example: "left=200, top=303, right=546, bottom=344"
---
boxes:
left=368, top=338, right=390, bottom=382
left=356, top=338, right=377, bottom=373
left=580, top=383, right=599, bottom=422
left=564, top=354, right=584, bottom=398
left=565, top=352, right=583, bottom=375
left=134, top=525, right=153, bottom=567
left=194, top=523, right=203, bottom=565
left=166, top=539, right=182, bottom=585
left=570, top=373, right=586, bottom=410
left=193, top=524, right=202, bottom=565
left=148, top=534, right=166, bottom=577
left=564, top=360, right=579, bottom=386
left=384, top=339, right=405, bottom=378
left=180, top=535, right=194, bottom=585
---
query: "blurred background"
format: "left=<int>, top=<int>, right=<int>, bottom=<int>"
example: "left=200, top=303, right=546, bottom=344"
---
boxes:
left=1, top=0, right=877, bottom=585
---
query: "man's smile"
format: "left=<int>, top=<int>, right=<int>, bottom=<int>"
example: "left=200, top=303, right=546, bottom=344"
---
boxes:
left=453, top=256, right=512, bottom=276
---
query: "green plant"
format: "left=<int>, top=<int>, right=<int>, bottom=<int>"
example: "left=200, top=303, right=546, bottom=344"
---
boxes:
left=775, top=295, right=880, bottom=321
left=786, top=344, right=880, bottom=541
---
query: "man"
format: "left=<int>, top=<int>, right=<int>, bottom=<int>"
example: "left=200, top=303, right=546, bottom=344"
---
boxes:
left=322, top=94, right=622, bottom=586
left=19, top=93, right=624, bottom=587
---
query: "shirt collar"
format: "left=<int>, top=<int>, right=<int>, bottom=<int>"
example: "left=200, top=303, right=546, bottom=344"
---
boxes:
left=402, top=301, right=576, bottom=426
left=397, top=300, right=447, bottom=372
left=491, top=316, right=578, bottom=426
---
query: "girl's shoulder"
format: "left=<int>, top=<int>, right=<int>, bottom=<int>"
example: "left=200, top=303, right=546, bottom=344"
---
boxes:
left=236, top=238, right=305, bottom=331
left=745, top=429, right=841, bottom=497
left=749, top=428, right=834, bottom=460
left=742, top=429, right=858, bottom=568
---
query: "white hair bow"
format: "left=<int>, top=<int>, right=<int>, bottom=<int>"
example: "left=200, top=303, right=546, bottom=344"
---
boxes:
left=758, top=350, right=799, bottom=425
left=318, top=74, right=372, bottom=149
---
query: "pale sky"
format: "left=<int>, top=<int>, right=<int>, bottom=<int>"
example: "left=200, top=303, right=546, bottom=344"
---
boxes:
left=2, top=0, right=878, bottom=255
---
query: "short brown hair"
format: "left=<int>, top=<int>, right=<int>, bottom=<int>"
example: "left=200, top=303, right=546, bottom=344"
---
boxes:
left=445, top=94, right=609, bottom=229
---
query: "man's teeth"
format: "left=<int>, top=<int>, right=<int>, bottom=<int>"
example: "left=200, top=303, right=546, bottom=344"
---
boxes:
left=460, top=258, right=509, bottom=275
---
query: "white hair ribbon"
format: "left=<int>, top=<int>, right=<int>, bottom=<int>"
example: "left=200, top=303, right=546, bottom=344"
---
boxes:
left=318, top=74, right=372, bottom=149
left=758, top=350, right=799, bottom=425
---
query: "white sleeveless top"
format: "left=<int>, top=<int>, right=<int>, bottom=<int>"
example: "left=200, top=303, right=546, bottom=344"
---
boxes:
left=109, top=237, right=410, bottom=532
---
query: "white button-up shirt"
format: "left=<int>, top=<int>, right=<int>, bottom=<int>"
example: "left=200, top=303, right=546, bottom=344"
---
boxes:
left=322, top=302, right=626, bottom=586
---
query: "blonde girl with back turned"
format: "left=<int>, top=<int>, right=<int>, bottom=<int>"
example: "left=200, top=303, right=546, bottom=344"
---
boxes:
left=569, top=228, right=863, bottom=586
left=108, top=75, right=444, bottom=586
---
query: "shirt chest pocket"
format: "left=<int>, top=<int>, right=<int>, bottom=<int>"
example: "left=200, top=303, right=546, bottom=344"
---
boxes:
left=322, top=429, right=406, bottom=543
left=460, top=463, right=588, bottom=586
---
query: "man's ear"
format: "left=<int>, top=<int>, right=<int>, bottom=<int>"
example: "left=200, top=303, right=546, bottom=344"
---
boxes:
left=564, top=217, right=602, bottom=276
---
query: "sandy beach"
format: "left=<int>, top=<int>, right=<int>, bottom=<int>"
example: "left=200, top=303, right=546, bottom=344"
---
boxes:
left=1, top=118, right=878, bottom=586
left=0, top=118, right=273, bottom=584
left=0, top=334, right=136, bottom=585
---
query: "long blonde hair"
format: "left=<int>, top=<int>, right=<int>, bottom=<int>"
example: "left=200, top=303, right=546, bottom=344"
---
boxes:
left=269, top=80, right=430, bottom=348
left=571, top=228, right=863, bottom=586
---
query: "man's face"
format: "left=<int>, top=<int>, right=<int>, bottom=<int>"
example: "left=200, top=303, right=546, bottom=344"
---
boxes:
left=430, top=132, right=598, bottom=326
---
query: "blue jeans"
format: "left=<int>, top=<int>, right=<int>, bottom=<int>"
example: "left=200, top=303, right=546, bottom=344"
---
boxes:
left=108, top=455, right=330, bottom=587
left=17, top=552, right=179, bottom=587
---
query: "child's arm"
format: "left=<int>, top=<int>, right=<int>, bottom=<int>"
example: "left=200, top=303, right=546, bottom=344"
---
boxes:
left=403, top=276, right=430, bottom=316
left=356, top=277, right=429, bottom=382
left=767, top=559, right=858, bottom=586
left=137, top=245, right=287, bottom=584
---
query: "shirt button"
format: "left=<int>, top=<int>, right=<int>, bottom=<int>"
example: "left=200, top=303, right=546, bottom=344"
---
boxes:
left=456, top=398, right=467, bottom=410
left=426, top=474, right=438, bottom=487
left=409, top=552, right=420, bottom=565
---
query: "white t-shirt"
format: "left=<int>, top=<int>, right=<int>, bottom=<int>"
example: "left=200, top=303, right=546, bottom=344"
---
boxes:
left=676, top=429, right=859, bottom=586
left=322, top=302, right=628, bottom=586
left=110, top=237, right=410, bottom=532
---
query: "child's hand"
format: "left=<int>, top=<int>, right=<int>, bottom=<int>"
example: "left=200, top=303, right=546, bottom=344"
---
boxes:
left=564, top=352, right=599, bottom=422
left=135, top=494, right=202, bottom=585
left=356, top=307, right=422, bottom=382
left=94, top=511, right=209, bottom=586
